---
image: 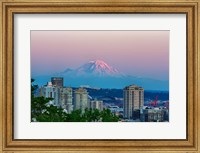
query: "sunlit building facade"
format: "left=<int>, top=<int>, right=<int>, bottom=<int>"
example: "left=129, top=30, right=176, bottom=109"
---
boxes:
left=74, top=88, right=88, bottom=113
left=89, top=100, right=103, bottom=111
left=60, top=87, right=73, bottom=113
left=40, top=82, right=60, bottom=106
left=123, top=85, right=144, bottom=120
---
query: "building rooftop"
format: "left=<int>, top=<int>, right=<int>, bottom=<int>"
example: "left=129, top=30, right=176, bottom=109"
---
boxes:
left=51, top=77, right=63, bottom=80
left=123, top=84, right=144, bottom=90
left=74, top=88, right=88, bottom=93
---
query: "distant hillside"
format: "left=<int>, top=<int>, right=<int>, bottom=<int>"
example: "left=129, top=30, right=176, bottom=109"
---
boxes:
left=74, top=88, right=169, bottom=101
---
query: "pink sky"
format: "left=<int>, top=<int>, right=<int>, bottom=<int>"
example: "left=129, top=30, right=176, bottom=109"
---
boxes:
left=31, top=31, right=169, bottom=80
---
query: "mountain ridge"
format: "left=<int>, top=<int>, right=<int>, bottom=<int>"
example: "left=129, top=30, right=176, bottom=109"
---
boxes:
left=33, top=59, right=169, bottom=90
left=57, top=59, right=123, bottom=77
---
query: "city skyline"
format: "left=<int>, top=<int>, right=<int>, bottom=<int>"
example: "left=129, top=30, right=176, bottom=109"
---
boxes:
left=31, top=30, right=169, bottom=81
left=34, top=77, right=169, bottom=122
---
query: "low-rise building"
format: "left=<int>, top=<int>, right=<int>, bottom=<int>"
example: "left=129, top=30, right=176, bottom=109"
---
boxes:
left=141, top=107, right=169, bottom=122
left=89, top=100, right=103, bottom=111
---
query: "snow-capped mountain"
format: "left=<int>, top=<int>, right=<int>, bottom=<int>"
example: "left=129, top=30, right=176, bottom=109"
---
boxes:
left=33, top=60, right=169, bottom=90
left=58, top=60, right=123, bottom=77
left=76, top=60, right=120, bottom=76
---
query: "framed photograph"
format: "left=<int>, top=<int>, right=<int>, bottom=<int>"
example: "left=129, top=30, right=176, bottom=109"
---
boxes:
left=0, top=0, right=199, bottom=152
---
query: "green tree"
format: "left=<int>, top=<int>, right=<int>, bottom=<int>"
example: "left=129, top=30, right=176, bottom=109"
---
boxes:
left=65, top=109, right=83, bottom=122
left=100, top=109, right=119, bottom=122
left=36, top=106, right=67, bottom=122
left=31, top=79, right=119, bottom=122
left=31, top=79, right=67, bottom=122
left=91, top=109, right=101, bottom=122
left=65, top=108, right=119, bottom=122
left=82, top=108, right=101, bottom=122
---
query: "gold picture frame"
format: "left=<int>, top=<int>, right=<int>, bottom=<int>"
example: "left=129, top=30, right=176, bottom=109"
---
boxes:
left=0, top=0, right=200, bottom=152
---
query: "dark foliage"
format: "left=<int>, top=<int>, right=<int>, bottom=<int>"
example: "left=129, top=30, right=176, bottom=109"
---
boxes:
left=31, top=79, right=119, bottom=122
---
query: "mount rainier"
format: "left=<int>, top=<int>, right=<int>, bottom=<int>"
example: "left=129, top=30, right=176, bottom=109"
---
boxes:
left=33, top=60, right=169, bottom=90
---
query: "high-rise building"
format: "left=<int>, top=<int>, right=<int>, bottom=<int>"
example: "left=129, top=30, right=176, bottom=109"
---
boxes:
left=40, top=82, right=60, bottom=106
left=74, top=88, right=88, bottom=113
left=51, top=77, right=64, bottom=87
left=60, top=87, right=73, bottom=113
left=123, top=85, right=144, bottom=120
left=89, top=100, right=103, bottom=111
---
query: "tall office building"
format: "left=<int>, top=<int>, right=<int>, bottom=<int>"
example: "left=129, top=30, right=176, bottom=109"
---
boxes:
left=123, top=85, right=144, bottom=120
left=40, top=82, right=60, bottom=106
left=51, top=77, right=64, bottom=87
left=89, top=100, right=103, bottom=111
left=60, top=87, right=73, bottom=113
left=74, top=88, right=88, bottom=113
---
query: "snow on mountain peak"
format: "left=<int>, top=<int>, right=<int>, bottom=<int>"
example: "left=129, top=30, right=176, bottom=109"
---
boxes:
left=77, top=60, right=120, bottom=76
left=89, top=59, right=113, bottom=69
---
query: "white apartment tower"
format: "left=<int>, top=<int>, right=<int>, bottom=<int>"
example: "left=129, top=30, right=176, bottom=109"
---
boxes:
left=60, top=87, right=73, bottom=113
left=40, top=82, right=60, bottom=106
left=74, top=88, right=88, bottom=113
